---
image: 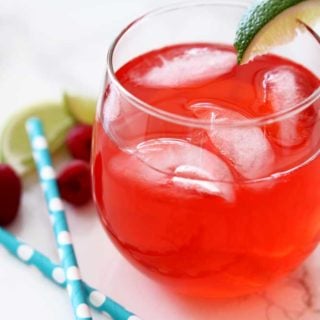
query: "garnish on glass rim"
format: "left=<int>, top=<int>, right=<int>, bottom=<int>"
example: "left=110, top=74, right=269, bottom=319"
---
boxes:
left=234, top=0, right=320, bottom=64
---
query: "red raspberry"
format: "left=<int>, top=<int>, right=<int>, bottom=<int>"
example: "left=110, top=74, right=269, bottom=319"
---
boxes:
left=57, top=160, right=92, bottom=206
left=66, top=125, right=93, bottom=162
left=0, top=164, right=22, bottom=226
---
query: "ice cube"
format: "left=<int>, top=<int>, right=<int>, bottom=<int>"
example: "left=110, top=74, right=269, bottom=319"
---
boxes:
left=128, top=138, right=235, bottom=201
left=189, top=104, right=275, bottom=179
left=133, top=47, right=236, bottom=87
left=262, top=66, right=318, bottom=148
left=172, top=165, right=224, bottom=196
left=264, top=66, right=313, bottom=110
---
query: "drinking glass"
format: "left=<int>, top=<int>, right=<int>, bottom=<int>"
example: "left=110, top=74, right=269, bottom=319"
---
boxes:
left=92, top=1, right=320, bottom=298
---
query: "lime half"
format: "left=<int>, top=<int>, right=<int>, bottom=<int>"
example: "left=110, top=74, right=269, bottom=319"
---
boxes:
left=0, top=102, right=74, bottom=176
left=235, top=0, right=320, bottom=64
left=64, top=93, right=97, bottom=125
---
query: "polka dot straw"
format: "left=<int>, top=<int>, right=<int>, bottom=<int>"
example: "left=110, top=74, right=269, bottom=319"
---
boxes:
left=26, top=118, right=92, bottom=320
left=0, top=227, right=140, bottom=320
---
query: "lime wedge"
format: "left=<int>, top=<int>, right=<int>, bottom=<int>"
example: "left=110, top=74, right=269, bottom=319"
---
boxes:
left=234, top=0, right=320, bottom=64
left=63, top=93, right=97, bottom=125
left=0, top=102, right=74, bottom=176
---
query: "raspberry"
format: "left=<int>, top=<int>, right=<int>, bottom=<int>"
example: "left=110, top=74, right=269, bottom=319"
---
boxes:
left=57, top=160, right=92, bottom=206
left=0, top=164, right=22, bottom=226
left=66, top=124, right=93, bottom=162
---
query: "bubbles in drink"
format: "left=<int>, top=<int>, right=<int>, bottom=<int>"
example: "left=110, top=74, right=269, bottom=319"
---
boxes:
left=189, top=103, right=275, bottom=179
left=131, top=47, right=236, bottom=87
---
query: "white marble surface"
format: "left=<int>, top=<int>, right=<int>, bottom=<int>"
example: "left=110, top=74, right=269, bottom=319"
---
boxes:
left=1, top=0, right=320, bottom=319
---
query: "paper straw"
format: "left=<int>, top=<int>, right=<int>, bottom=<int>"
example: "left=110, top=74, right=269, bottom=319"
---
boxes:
left=26, top=118, right=92, bottom=320
left=0, top=227, right=140, bottom=320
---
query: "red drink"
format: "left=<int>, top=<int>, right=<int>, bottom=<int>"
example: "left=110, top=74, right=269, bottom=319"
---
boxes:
left=92, top=43, right=320, bottom=297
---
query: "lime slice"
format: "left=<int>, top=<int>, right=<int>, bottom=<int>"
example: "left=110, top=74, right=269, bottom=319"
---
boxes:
left=234, top=0, right=320, bottom=64
left=64, top=93, right=97, bottom=125
left=0, top=102, right=74, bottom=176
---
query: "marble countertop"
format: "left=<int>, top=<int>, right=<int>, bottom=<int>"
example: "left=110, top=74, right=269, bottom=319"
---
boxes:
left=1, top=0, right=320, bottom=319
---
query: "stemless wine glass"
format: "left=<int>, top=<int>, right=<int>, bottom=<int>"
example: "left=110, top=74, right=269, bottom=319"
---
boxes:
left=92, top=1, right=320, bottom=298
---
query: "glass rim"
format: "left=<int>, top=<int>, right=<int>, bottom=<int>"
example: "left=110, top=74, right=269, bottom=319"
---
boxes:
left=106, top=0, right=320, bottom=129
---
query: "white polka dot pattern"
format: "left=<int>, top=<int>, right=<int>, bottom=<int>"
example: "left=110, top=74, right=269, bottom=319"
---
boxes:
left=52, top=267, right=66, bottom=284
left=76, top=304, right=91, bottom=318
left=0, top=226, right=136, bottom=318
left=89, top=291, right=106, bottom=307
left=27, top=118, right=92, bottom=319
left=32, top=136, right=48, bottom=149
left=40, top=166, right=55, bottom=180
left=17, top=245, right=34, bottom=261
left=49, top=198, right=63, bottom=212
left=67, top=266, right=81, bottom=280
left=57, top=231, right=72, bottom=245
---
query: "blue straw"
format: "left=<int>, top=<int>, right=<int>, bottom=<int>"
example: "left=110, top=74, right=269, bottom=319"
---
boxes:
left=0, top=227, right=140, bottom=320
left=26, top=117, right=92, bottom=320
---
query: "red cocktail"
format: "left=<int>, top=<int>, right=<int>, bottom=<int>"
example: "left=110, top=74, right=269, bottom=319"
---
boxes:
left=92, top=2, right=320, bottom=297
